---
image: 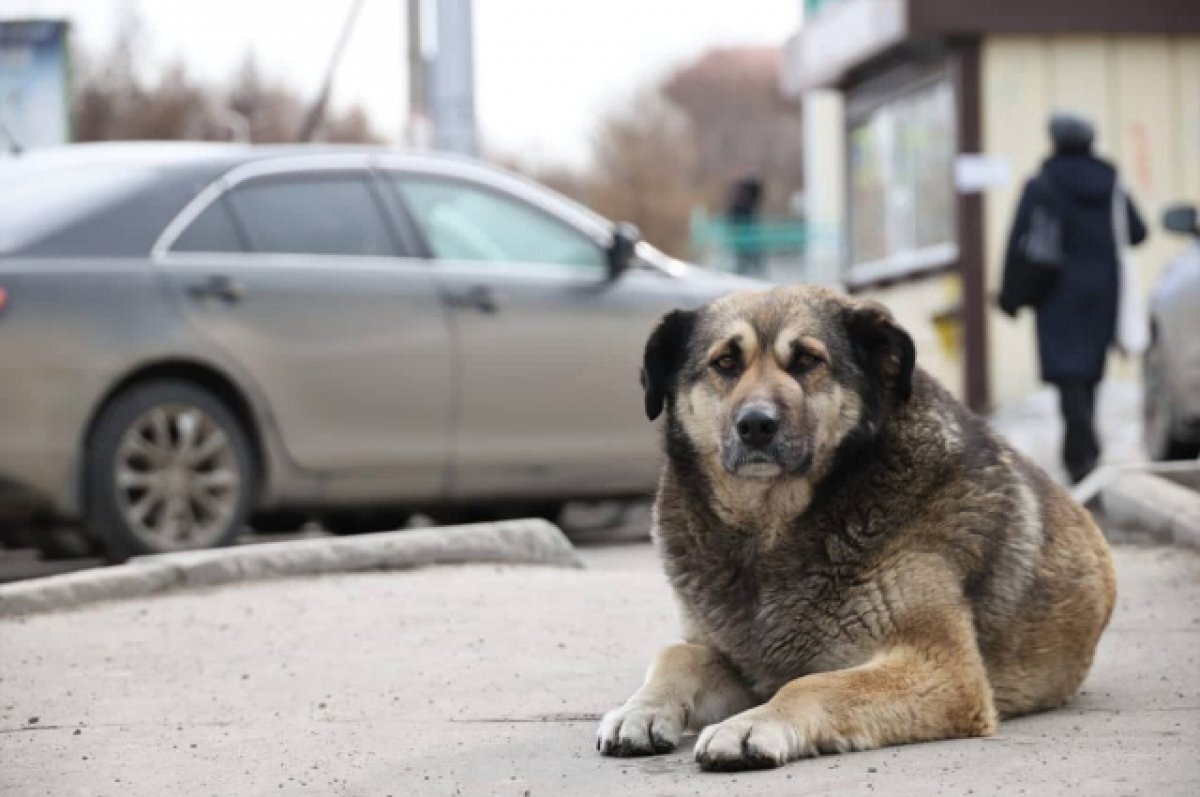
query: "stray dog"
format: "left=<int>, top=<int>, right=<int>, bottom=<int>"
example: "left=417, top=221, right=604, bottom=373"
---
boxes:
left=597, top=284, right=1116, bottom=771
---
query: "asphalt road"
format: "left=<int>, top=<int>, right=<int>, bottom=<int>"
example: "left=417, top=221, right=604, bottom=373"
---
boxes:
left=2, top=540, right=1197, bottom=796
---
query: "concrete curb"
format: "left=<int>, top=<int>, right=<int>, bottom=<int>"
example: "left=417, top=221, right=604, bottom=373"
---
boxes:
left=1073, top=460, right=1200, bottom=506
left=1100, top=468, right=1200, bottom=550
left=0, top=518, right=581, bottom=619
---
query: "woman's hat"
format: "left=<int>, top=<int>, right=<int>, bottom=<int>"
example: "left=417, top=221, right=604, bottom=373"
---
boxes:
left=1049, top=112, right=1095, bottom=151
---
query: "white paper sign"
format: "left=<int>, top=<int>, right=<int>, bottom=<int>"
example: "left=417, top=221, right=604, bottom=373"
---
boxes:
left=954, top=154, right=1012, bottom=193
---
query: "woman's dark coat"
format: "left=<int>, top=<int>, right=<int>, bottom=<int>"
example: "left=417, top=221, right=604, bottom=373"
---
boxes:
left=1000, top=151, right=1147, bottom=383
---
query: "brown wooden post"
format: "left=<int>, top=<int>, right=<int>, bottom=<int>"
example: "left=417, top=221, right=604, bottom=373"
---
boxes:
left=953, top=38, right=989, bottom=413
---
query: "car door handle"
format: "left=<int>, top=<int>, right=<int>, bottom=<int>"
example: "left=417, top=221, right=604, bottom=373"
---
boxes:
left=188, top=274, right=244, bottom=303
left=447, top=285, right=498, bottom=314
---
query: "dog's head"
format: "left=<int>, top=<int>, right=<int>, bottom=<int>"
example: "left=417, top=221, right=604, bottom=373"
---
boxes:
left=641, top=285, right=915, bottom=484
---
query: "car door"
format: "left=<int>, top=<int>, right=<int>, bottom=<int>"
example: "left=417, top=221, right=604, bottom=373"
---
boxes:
left=382, top=168, right=690, bottom=499
left=155, top=160, right=454, bottom=499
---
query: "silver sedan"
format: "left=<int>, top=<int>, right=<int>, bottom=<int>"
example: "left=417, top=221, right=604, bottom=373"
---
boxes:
left=0, top=143, right=756, bottom=559
left=1145, top=203, right=1200, bottom=461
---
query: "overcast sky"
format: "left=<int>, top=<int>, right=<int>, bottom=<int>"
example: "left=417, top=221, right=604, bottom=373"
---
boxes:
left=7, top=0, right=800, bottom=166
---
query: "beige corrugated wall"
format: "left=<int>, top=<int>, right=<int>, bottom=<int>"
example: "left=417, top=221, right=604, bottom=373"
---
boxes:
left=982, top=35, right=1200, bottom=408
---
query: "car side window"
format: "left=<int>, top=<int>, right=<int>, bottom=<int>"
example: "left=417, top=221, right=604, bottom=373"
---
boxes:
left=170, top=197, right=245, bottom=253
left=389, top=174, right=605, bottom=274
left=225, top=172, right=394, bottom=257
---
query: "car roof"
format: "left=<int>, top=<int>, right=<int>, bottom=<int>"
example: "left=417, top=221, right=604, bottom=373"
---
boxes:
left=7, top=140, right=497, bottom=175
left=1, top=142, right=614, bottom=258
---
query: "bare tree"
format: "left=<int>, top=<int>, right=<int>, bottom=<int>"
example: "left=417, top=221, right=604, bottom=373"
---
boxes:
left=662, top=46, right=803, bottom=217
left=586, top=90, right=697, bottom=258
left=73, top=18, right=382, bottom=145
left=137, top=61, right=226, bottom=140
left=226, top=54, right=306, bottom=143
left=514, top=46, right=803, bottom=260
left=73, top=16, right=150, bottom=141
left=323, top=105, right=382, bottom=144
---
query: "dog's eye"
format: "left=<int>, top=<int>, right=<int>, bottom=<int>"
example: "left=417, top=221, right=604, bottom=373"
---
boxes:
left=712, top=354, right=740, bottom=376
left=791, top=351, right=822, bottom=374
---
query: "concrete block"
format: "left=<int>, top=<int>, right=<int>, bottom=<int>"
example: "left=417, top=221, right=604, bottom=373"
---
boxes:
left=0, top=519, right=580, bottom=618
left=1101, top=471, right=1200, bottom=549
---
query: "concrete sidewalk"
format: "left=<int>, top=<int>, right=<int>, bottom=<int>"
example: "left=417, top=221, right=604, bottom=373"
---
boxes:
left=2, top=542, right=1198, bottom=796
left=989, top=380, right=1145, bottom=485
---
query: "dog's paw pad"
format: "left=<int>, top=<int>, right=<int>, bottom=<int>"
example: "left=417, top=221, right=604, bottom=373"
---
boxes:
left=596, top=703, right=683, bottom=757
left=694, top=713, right=794, bottom=772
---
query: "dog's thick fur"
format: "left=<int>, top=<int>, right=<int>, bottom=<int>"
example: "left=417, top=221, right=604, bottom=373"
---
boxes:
left=597, top=285, right=1116, bottom=771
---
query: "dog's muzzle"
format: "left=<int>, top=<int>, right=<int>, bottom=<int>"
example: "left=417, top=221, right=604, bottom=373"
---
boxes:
left=736, top=405, right=780, bottom=450
left=722, top=403, right=811, bottom=479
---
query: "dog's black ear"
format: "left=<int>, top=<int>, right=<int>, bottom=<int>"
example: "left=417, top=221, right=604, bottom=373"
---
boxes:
left=844, top=301, right=916, bottom=403
left=641, top=309, right=698, bottom=421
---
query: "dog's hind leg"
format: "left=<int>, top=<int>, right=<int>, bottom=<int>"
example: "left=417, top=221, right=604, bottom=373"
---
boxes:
left=693, top=608, right=997, bottom=771
left=597, top=643, right=756, bottom=757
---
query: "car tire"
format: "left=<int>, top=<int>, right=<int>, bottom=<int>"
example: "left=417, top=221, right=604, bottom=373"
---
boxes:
left=85, top=379, right=256, bottom=562
left=1143, top=336, right=1200, bottom=461
left=0, top=522, right=34, bottom=550
left=36, top=524, right=102, bottom=560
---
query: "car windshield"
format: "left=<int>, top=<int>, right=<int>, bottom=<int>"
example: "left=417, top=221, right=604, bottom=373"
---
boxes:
left=0, top=161, right=158, bottom=253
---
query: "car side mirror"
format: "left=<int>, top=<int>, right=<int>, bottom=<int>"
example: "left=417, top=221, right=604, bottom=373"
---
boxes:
left=1163, top=204, right=1199, bottom=237
left=606, top=222, right=641, bottom=280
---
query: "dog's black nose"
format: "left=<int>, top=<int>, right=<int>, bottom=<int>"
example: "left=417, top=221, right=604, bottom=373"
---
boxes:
left=735, top=406, right=779, bottom=449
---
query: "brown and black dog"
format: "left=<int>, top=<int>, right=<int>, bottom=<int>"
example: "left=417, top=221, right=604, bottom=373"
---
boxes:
left=597, top=284, right=1116, bottom=771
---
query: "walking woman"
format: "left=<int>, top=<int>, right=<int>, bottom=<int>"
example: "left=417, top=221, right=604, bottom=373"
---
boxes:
left=1000, top=112, right=1148, bottom=483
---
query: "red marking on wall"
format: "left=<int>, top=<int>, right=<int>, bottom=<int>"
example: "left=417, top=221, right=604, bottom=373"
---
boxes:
left=1130, top=122, right=1154, bottom=195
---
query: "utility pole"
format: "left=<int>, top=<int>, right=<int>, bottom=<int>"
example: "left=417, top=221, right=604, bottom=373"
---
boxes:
left=297, top=0, right=366, bottom=143
left=405, top=0, right=431, bottom=148
left=425, top=0, right=477, bottom=156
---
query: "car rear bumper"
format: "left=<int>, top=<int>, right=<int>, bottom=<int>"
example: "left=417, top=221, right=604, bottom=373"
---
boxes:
left=0, top=368, right=95, bottom=520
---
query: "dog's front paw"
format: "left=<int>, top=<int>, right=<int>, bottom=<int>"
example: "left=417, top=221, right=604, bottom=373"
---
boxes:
left=596, top=700, right=685, bottom=757
left=694, top=708, right=803, bottom=771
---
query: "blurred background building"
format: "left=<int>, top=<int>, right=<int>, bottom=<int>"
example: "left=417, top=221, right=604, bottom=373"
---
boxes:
left=0, top=19, right=71, bottom=150
left=783, top=0, right=1200, bottom=411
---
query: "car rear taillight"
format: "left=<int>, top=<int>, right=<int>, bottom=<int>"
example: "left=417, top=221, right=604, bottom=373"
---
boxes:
left=0, top=286, right=6, bottom=312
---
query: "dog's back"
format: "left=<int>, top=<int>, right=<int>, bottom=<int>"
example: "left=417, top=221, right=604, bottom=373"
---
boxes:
left=973, top=449, right=1116, bottom=715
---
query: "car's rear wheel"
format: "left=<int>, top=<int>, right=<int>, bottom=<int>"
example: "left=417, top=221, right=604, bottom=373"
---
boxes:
left=1143, top=336, right=1200, bottom=461
left=86, top=380, right=255, bottom=561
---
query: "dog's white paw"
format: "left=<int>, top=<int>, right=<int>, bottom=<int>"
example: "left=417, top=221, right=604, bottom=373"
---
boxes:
left=596, top=700, right=685, bottom=757
left=693, top=708, right=802, bottom=771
